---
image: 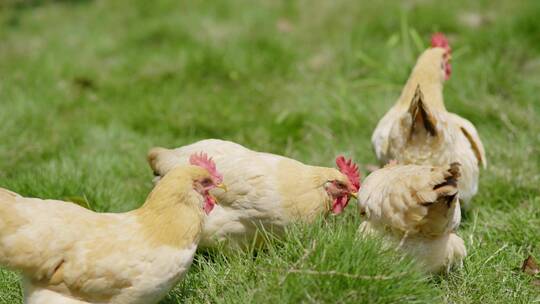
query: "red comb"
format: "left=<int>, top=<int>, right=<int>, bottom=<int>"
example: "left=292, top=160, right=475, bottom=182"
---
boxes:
left=431, top=33, right=451, bottom=53
left=335, top=156, right=360, bottom=192
left=431, top=33, right=452, bottom=80
left=189, top=152, right=223, bottom=183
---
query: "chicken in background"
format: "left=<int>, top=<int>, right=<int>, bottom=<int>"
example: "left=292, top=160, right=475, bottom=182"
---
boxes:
left=358, top=162, right=466, bottom=273
left=371, top=33, right=486, bottom=206
left=0, top=153, right=224, bottom=304
left=148, top=139, right=360, bottom=249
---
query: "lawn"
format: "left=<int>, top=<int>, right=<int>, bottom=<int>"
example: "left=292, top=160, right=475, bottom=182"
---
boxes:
left=0, top=0, right=539, bottom=303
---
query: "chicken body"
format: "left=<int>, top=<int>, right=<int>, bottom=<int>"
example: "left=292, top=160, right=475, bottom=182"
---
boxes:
left=0, top=166, right=210, bottom=304
left=148, top=139, right=356, bottom=249
left=371, top=43, right=486, bottom=207
left=358, top=163, right=466, bottom=273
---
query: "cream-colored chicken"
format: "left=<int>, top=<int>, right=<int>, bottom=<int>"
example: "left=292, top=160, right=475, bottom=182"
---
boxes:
left=148, top=139, right=360, bottom=249
left=371, top=33, right=486, bottom=206
left=0, top=154, right=223, bottom=304
left=358, top=162, right=466, bottom=273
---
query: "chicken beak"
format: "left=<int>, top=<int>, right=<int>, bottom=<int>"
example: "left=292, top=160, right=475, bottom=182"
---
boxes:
left=216, top=183, right=228, bottom=192
left=350, top=192, right=358, bottom=199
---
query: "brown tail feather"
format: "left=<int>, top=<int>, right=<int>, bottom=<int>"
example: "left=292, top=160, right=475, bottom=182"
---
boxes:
left=408, top=85, right=438, bottom=137
left=417, top=163, right=461, bottom=236
left=433, top=162, right=461, bottom=206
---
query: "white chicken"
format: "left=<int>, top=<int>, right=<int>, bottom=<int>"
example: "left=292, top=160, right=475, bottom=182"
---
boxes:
left=148, top=139, right=360, bottom=249
left=0, top=153, right=224, bottom=304
left=371, top=33, right=486, bottom=206
left=358, top=162, right=466, bottom=273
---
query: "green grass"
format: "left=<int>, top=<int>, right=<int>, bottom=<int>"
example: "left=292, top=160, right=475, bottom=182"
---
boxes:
left=0, top=0, right=539, bottom=303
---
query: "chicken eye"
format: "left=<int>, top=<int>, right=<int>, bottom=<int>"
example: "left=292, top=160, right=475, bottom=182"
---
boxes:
left=336, top=182, right=346, bottom=189
left=201, top=178, right=213, bottom=187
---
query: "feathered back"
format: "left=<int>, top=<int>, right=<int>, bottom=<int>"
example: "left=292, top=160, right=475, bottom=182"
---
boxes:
left=358, top=163, right=461, bottom=237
